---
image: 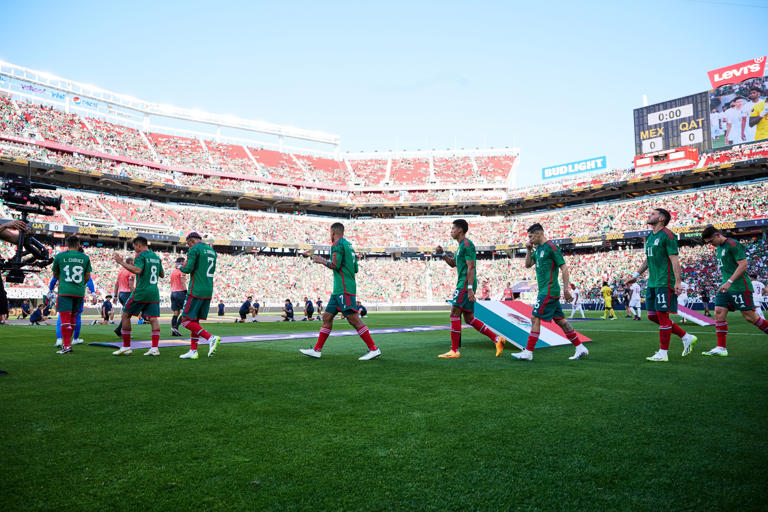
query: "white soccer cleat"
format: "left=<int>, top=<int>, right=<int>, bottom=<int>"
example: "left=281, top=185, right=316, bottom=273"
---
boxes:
left=511, top=349, right=533, bottom=361
left=207, top=335, right=221, bottom=357
left=358, top=348, right=381, bottom=360
left=112, top=347, right=133, bottom=356
left=681, top=334, right=698, bottom=357
left=646, top=351, right=668, bottom=362
left=299, top=348, right=322, bottom=358
left=702, top=346, right=728, bottom=357
left=56, top=347, right=73, bottom=355
left=55, top=338, right=62, bottom=348
left=72, top=338, right=84, bottom=345
left=179, top=350, right=198, bottom=359
left=569, top=345, right=589, bottom=360
left=144, top=347, right=160, bottom=357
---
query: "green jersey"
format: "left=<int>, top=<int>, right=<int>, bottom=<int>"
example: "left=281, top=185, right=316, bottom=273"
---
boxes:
left=531, top=241, right=566, bottom=298
left=645, top=227, right=678, bottom=288
left=328, top=238, right=358, bottom=295
left=52, top=250, right=92, bottom=297
left=131, top=249, right=164, bottom=302
left=715, top=238, right=752, bottom=293
left=455, top=238, right=477, bottom=290
left=182, top=242, right=217, bottom=299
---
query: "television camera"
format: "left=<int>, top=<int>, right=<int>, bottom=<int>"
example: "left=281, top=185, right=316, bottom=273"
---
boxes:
left=0, top=175, right=61, bottom=283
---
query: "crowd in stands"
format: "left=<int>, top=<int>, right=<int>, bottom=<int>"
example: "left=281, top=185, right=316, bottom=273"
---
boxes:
left=2, top=180, right=764, bottom=248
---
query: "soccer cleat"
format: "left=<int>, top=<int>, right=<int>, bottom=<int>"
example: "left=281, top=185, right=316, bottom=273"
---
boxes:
left=569, top=345, right=589, bottom=360
left=179, top=350, right=198, bottom=359
left=112, top=347, right=133, bottom=356
left=300, top=348, right=322, bottom=358
left=170, top=328, right=181, bottom=337
left=56, top=347, right=73, bottom=355
left=207, top=335, right=221, bottom=357
left=359, top=348, right=381, bottom=360
left=702, top=346, right=728, bottom=357
left=646, top=351, right=668, bottom=362
left=91, top=319, right=98, bottom=325
left=55, top=338, right=63, bottom=348
left=113, top=326, right=122, bottom=338
left=438, top=350, right=460, bottom=359
left=144, top=347, right=160, bottom=357
left=511, top=349, right=533, bottom=361
left=609, top=316, right=616, bottom=320
left=72, top=338, right=84, bottom=345
left=681, top=334, right=697, bottom=357
left=495, top=336, right=507, bottom=357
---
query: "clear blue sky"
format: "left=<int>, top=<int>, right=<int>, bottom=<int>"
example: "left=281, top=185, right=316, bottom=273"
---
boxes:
left=3, top=0, right=766, bottom=186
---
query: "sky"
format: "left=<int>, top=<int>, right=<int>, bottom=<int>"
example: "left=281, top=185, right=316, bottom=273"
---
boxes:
left=2, top=0, right=766, bottom=187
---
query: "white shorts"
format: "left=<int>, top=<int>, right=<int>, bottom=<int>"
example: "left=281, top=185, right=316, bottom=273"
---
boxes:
left=678, top=296, right=688, bottom=307
left=629, top=300, right=641, bottom=308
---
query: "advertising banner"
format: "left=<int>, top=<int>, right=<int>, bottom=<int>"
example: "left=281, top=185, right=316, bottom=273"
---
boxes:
left=541, top=156, right=606, bottom=180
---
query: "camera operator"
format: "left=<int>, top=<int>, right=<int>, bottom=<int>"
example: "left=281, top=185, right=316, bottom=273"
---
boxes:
left=0, top=220, right=29, bottom=325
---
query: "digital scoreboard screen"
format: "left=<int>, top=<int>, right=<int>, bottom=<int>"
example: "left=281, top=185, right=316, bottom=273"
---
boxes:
left=633, top=92, right=711, bottom=155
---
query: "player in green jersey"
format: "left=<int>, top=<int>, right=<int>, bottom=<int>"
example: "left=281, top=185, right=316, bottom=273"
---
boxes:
left=700, top=225, right=768, bottom=356
left=51, top=235, right=92, bottom=354
left=511, top=223, right=589, bottom=361
left=626, top=208, right=696, bottom=362
left=299, top=222, right=380, bottom=360
left=112, top=236, right=164, bottom=357
left=435, top=219, right=506, bottom=359
left=178, top=232, right=221, bottom=360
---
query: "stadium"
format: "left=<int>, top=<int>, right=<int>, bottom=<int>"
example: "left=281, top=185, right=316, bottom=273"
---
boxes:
left=1, top=6, right=768, bottom=510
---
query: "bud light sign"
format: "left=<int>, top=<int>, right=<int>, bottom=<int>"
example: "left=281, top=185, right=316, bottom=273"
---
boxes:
left=541, top=156, right=607, bottom=180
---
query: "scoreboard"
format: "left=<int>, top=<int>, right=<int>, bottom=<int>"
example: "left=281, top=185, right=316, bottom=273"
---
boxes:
left=633, top=92, right=710, bottom=155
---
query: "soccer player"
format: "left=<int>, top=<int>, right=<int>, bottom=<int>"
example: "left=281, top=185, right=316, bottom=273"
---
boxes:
left=748, top=88, right=768, bottom=142
left=751, top=274, right=765, bottom=321
left=238, top=296, right=253, bottom=323
left=701, top=288, right=712, bottom=317
left=434, top=219, right=506, bottom=359
left=169, top=256, right=187, bottom=336
left=700, top=226, right=768, bottom=356
left=626, top=208, right=697, bottom=362
left=356, top=300, right=368, bottom=318
left=302, top=296, right=314, bottom=321
left=282, top=299, right=295, bottom=321
left=51, top=236, right=92, bottom=355
left=96, top=295, right=114, bottom=324
left=112, top=257, right=135, bottom=338
left=601, top=281, right=616, bottom=320
left=569, top=283, right=585, bottom=319
left=112, top=236, right=164, bottom=357
left=251, top=298, right=260, bottom=322
left=511, top=223, right=588, bottom=361
left=677, top=279, right=691, bottom=323
left=629, top=281, right=643, bottom=320
left=299, top=222, right=380, bottom=360
left=51, top=263, right=95, bottom=347
left=178, top=232, right=221, bottom=360
left=315, top=298, right=323, bottom=319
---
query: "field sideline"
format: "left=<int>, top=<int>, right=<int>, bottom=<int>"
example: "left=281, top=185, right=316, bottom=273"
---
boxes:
left=2, top=311, right=767, bottom=511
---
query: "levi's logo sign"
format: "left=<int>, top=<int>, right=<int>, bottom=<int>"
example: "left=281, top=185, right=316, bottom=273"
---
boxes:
left=707, top=57, right=766, bottom=88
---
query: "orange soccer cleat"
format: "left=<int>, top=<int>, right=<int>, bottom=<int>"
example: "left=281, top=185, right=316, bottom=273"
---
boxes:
left=495, top=336, right=507, bottom=357
left=438, top=350, right=461, bottom=359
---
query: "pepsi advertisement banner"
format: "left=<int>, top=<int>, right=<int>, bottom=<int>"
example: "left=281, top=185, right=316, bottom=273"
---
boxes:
left=541, top=156, right=607, bottom=180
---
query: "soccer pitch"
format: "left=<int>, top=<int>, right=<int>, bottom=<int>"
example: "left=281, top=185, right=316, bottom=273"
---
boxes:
left=2, top=312, right=767, bottom=511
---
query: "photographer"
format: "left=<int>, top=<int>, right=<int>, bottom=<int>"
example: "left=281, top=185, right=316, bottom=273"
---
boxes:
left=0, top=220, right=29, bottom=325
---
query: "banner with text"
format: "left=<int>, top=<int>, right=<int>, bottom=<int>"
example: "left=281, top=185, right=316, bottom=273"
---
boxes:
left=541, top=156, right=607, bottom=180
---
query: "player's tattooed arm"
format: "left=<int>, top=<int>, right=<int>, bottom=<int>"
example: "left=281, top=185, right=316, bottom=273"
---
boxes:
left=434, top=246, right=456, bottom=267
left=561, top=264, right=573, bottom=303
left=524, top=244, right=534, bottom=268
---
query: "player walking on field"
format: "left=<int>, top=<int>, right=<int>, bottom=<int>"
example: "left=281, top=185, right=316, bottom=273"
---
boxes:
left=601, top=281, right=617, bottom=320
left=700, top=225, right=768, bottom=356
left=112, top=236, right=164, bottom=356
left=299, top=222, right=380, bottom=360
left=434, top=219, right=506, bottom=359
left=178, top=232, right=221, bottom=360
left=626, top=208, right=697, bottom=362
left=51, top=235, right=91, bottom=355
left=569, top=283, right=585, bottom=319
left=511, top=223, right=588, bottom=361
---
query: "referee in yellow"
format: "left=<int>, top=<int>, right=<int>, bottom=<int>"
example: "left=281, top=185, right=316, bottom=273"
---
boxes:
left=601, top=281, right=617, bottom=320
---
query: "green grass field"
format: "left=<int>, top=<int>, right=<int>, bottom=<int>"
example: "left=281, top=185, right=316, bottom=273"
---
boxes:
left=2, top=312, right=767, bottom=511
